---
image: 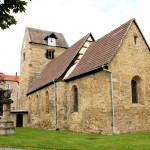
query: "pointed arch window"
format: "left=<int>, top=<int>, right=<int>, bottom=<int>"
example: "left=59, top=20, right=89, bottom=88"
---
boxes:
left=74, top=86, right=78, bottom=112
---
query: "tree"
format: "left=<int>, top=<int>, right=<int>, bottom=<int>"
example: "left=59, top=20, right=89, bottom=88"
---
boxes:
left=0, top=0, right=31, bottom=29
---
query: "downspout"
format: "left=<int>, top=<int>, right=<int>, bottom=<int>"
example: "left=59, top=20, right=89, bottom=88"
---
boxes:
left=102, top=65, right=115, bottom=134
left=53, top=79, right=57, bottom=130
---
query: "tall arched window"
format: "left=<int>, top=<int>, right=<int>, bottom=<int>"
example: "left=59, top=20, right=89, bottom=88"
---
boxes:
left=131, top=80, right=137, bottom=103
left=74, top=86, right=78, bottom=112
left=45, top=91, right=49, bottom=114
left=36, top=95, right=39, bottom=114
left=131, top=76, right=143, bottom=104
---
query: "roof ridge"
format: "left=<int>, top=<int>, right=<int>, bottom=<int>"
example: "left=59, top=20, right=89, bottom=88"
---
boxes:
left=27, top=27, right=62, bottom=35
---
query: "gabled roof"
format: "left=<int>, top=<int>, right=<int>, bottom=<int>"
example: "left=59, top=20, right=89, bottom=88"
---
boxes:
left=64, top=19, right=136, bottom=80
left=27, top=18, right=149, bottom=94
left=27, top=33, right=92, bottom=94
left=27, top=27, right=69, bottom=48
left=0, top=73, right=19, bottom=83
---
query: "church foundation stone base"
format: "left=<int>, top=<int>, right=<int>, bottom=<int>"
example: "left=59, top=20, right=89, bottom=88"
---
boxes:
left=0, top=121, right=15, bottom=136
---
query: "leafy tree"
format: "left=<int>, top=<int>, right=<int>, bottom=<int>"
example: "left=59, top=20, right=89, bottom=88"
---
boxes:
left=0, top=0, right=31, bottom=29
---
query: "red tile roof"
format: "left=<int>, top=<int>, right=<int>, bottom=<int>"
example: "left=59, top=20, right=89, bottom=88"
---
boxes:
left=27, top=33, right=92, bottom=94
left=0, top=73, right=19, bottom=82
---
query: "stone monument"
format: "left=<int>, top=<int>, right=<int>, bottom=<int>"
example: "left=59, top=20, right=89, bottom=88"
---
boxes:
left=0, top=90, right=15, bottom=135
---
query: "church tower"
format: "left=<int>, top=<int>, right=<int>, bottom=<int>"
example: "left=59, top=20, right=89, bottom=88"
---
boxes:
left=19, top=27, right=69, bottom=109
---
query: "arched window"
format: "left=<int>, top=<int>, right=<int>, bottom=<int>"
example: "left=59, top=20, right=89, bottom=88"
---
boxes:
left=74, top=86, right=78, bottom=112
left=131, top=80, right=137, bottom=103
left=36, top=95, right=39, bottom=114
left=45, top=91, right=49, bottom=114
left=131, top=76, right=143, bottom=104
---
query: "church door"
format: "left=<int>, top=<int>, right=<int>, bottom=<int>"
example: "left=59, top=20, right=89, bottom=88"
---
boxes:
left=16, top=114, right=23, bottom=127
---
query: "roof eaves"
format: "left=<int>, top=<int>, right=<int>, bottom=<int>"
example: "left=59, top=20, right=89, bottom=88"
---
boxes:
left=29, top=41, right=69, bottom=48
left=27, top=80, right=54, bottom=95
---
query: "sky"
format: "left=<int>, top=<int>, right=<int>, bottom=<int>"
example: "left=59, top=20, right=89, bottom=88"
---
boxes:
left=0, top=0, right=150, bottom=75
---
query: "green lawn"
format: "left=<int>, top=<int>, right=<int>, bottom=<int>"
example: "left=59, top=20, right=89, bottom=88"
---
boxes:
left=0, top=128, right=150, bottom=150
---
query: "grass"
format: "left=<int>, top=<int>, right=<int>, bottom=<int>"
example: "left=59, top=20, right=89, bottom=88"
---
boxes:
left=0, top=128, right=150, bottom=150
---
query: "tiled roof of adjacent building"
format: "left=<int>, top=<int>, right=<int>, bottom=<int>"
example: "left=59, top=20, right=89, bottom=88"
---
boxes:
left=0, top=73, right=19, bottom=83
left=27, top=18, right=149, bottom=95
left=27, top=27, right=69, bottom=48
left=27, top=33, right=92, bottom=94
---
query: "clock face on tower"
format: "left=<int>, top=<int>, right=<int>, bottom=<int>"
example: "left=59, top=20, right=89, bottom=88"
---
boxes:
left=48, top=37, right=56, bottom=46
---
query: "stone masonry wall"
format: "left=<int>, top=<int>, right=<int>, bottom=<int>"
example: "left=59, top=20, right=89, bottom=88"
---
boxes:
left=63, top=72, right=113, bottom=134
left=25, top=85, right=55, bottom=129
left=108, top=23, right=150, bottom=133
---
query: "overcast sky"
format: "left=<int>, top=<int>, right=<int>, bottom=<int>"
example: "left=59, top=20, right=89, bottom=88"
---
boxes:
left=0, top=0, right=150, bottom=75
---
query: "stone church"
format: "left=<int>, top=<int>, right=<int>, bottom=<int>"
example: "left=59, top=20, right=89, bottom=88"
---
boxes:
left=19, top=18, right=150, bottom=134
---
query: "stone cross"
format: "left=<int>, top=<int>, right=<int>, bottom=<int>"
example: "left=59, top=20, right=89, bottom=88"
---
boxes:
left=0, top=90, right=15, bottom=136
left=2, top=90, right=13, bottom=121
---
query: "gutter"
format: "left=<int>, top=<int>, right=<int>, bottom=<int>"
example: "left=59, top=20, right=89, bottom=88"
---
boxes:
left=102, top=65, right=115, bottom=134
left=53, top=79, right=57, bottom=130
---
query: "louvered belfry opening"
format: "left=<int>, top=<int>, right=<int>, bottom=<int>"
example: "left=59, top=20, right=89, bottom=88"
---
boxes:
left=45, top=49, right=55, bottom=59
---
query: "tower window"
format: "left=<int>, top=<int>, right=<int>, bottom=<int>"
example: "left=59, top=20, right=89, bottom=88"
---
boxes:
left=134, top=36, right=138, bottom=45
left=45, top=50, right=55, bottom=59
